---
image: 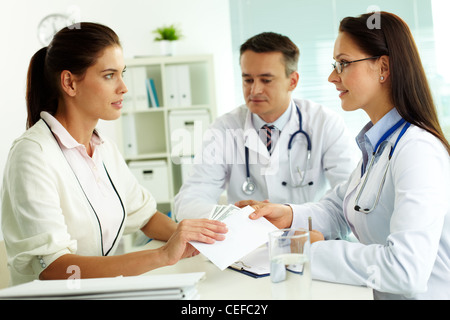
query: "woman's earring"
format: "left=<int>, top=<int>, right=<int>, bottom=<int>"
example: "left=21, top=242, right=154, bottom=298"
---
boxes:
left=380, top=76, right=385, bottom=81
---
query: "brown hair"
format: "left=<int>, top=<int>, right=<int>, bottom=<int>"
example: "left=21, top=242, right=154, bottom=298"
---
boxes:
left=26, top=22, right=121, bottom=129
left=339, top=11, right=450, bottom=155
left=240, top=32, right=300, bottom=77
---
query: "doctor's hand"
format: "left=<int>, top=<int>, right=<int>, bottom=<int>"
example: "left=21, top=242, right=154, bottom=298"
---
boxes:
left=160, top=219, right=227, bottom=266
left=235, top=200, right=293, bottom=229
left=236, top=200, right=325, bottom=243
left=309, top=230, right=325, bottom=243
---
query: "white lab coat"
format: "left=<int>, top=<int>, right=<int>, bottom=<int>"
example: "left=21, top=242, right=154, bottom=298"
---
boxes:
left=174, top=99, right=358, bottom=220
left=291, top=124, right=450, bottom=299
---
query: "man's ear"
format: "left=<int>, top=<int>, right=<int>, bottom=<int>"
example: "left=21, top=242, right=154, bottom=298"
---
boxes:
left=288, top=71, right=299, bottom=92
left=60, top=70, right=77, bottom=97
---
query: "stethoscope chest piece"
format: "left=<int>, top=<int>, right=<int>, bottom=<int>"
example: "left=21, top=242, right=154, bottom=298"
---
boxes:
left=242, top=105, right=313, bottom=195
left=242, top=177, right=256, bottom=195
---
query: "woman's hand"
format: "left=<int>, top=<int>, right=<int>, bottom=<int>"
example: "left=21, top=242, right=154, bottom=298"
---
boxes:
left=40, top=218, right=227, bottom=280
left=235, top=199, right=293, bottom=229
left=160, top=219, right=228, bottom=266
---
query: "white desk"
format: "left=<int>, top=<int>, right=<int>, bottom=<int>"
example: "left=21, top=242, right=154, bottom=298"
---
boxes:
left=142, top=240, right=373, bottom=300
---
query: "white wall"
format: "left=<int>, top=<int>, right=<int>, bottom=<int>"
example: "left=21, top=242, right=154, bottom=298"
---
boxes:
left=0, top=0, right=236, bottom=239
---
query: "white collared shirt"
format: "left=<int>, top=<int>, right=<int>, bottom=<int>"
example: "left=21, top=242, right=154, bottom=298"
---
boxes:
left=40, top=112, right=124, bottom=255
left=252, top=102, right=292, bottom=152
left=356, top=108, right=403, bottom=174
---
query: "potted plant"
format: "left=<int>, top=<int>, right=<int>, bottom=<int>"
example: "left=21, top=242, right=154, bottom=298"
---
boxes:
left=153, top=24, right=183, bottom=56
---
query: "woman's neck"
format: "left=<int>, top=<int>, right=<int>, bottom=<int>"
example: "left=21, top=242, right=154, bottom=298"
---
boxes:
left=364, top=92, right=395, bottom=125
left=55, top=103, right=98, bottom=157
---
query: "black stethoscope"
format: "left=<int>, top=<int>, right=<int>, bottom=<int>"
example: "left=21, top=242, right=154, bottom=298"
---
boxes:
left=44, top=120, right=126, bottom=256
left=242, top=105, right=313, bottom=195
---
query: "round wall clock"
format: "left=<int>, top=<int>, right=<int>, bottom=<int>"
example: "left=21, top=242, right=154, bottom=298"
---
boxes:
left=37, top=13, right=70, bottom=46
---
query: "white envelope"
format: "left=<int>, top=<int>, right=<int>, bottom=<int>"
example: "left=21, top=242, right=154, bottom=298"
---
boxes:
left=190, top=206, right=277, bottom=270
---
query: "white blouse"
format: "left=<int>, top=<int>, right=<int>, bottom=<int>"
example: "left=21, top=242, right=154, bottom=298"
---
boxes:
left=40, top=112, right=124, bottom=255
left=1, top=117, right=156, bottom=285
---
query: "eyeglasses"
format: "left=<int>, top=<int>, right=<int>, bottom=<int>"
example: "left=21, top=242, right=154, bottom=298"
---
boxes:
left=332, top=56, right=380, bottom=74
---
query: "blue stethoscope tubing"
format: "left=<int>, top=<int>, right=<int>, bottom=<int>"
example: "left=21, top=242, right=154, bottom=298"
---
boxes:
left=354, top=118, right=411, bottom=213
left=242, top=105, right=313, bottom=195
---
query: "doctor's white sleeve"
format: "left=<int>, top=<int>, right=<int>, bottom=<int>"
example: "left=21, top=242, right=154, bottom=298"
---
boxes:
left=174, top=127, right=229, bottom=221
left=291, top=131, right=450, bottom=298
left=290, top=177, right=353, bottom=240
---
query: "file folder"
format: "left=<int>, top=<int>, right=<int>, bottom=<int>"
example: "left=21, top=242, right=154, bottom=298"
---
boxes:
left=0, top=272, right=204, bottom=300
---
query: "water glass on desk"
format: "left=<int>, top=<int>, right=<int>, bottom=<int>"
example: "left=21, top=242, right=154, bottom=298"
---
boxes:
left=269, top=228, right=311, bottom=300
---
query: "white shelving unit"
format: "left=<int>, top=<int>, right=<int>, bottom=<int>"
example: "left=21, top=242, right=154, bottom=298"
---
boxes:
left=118, top=55, right=217, bottom=214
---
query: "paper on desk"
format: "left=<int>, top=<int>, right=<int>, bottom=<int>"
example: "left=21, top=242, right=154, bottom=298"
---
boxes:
left=190, top=206, right=277, bottom=271
left=231, top=246, right=270, bottom=276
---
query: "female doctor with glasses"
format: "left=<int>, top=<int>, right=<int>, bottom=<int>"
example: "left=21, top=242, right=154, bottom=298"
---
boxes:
left=238, top=12, right=450, bottom=299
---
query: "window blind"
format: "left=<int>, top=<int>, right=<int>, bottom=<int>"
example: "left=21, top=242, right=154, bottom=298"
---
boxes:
left=229, top=0, right=449, bottom=139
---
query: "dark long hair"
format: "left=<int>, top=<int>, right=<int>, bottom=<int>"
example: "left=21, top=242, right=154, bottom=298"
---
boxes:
left=26, top=22, right=121, bottom=129
left=339, top=11, right=450, bottom=155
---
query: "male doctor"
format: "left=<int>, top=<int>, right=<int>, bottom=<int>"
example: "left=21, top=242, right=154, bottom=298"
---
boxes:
left=174, top=32, right=357, bottom=220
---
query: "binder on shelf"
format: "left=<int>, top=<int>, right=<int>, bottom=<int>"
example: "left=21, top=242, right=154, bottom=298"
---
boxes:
left=177, top=65, right=192, bottom=107
left=169, top=109, right=210, bottom=157
left=122, top=113, right=138, bottom=157
left=122, top=89, right=133, bottom=112
left=165, top=65, right=192, bottom=107
left=131, top=67, right=150, bottom=110
left=165, top=65, right=179, bottom=107
left=146, top=78, right=160, bottom=107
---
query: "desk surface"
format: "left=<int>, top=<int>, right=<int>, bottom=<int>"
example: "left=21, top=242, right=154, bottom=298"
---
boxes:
left=142, top=241, right=373, bottom=300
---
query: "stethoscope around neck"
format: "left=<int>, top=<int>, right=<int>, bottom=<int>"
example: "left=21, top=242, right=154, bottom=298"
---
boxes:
left=242, top=105, right=313, bottom=195
left=354, top=118, right=411, bottom=213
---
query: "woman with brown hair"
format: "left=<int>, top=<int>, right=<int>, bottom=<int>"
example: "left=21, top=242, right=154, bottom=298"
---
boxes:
left=1, top=22, right=227, bottom=285
left=238, top=12, right=450, bottom=299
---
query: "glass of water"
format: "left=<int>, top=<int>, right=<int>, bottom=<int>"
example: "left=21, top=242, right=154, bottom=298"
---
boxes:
left=269, top=228, right=311, bottom=300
